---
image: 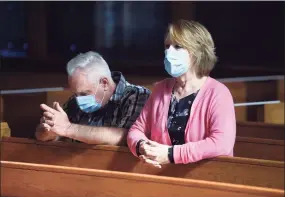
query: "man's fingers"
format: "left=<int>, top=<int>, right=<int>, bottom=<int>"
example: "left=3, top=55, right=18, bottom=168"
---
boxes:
left=42, top=123, right=51, bottom=129
left=40, top=117, right=45, bottom=123
left=45, top=120, right=54, bottom=126
left=40, top=104, right=56, bottom=114
left=43, top=112, right=54, bottom=120
left=38, top=123, right=51, bottom=131
left=54, top=102, right=65, bottom=113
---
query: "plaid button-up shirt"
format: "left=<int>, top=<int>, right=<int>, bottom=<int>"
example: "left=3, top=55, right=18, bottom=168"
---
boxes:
left=62, top=71, right=151, bottom=130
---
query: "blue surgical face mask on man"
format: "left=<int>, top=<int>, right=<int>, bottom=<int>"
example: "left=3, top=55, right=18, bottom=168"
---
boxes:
left=75, top=82, right=105, bottom=113
left=164, top=45, right=190, bottom=78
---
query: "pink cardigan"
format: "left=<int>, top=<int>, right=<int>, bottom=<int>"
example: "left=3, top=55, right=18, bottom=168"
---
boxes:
left=127, top=77, right=236, bottom=164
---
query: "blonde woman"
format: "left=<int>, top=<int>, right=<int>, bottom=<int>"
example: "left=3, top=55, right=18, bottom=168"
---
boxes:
left=127, top=20, right=236, bottom=167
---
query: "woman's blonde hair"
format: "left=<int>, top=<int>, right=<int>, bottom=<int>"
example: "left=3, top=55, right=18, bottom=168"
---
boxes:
left=165, top=19, right=217, bottom=77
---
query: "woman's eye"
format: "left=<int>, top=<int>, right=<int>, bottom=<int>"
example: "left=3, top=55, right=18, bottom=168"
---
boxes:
left=174, top=45, right=182, bottom=49
left=165, top=44, right=170, bottom=49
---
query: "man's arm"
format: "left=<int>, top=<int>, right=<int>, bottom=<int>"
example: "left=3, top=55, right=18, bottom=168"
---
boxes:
left=65, top=124, right=127, bottom=145
left=60, top=87, right=150, bottom=145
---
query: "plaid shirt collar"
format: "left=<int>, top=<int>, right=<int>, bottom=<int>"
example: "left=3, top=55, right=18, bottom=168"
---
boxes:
left=110, top=71, right=129, bottom=103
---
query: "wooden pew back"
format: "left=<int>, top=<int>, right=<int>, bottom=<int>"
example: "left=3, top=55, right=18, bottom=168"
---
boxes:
left=278, top=79, right=284, bottom=101
left=2, top=161, right=283, bottom=197
left=1, top=78, right=283, bottom=138
left=236, top=122, right=284, bottom=140
left=224, top=82, right=247, bottom=103
left=1, top=137, right=284, bottom=189
left=46, top=89, right=73, bottom=107
left=235, top=102, right=284, bottom=124
left=0, top=96, right=3, bottom=122
left=0, top=93, right=46, bottom=138
left=263, top=102, right=284, bottom=124
left=0, top=122, right=11, bottom=138
left=234, top=137, right=284, bottom=161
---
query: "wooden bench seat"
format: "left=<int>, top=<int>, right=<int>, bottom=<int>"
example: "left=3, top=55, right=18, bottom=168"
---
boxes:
left=2, top=161, right=283, bottom=197
left=1, top=137, right=284, bottom=189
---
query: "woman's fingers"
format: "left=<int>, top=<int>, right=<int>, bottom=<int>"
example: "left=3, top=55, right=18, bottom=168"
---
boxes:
left=139, top=155, right=162, bottom=168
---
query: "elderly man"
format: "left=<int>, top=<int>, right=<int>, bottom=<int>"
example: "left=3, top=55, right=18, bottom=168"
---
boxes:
left=35, top=51, right=151, bottom=145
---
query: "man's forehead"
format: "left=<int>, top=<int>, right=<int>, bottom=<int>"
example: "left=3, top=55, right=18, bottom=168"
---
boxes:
left=69, top=73, right=92, bottom=91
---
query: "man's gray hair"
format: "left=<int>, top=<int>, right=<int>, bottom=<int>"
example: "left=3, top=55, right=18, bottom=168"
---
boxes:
left=66, top=51, right=111, bottom=81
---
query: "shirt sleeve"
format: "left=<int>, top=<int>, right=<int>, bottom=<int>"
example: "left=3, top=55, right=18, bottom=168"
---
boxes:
left=118, top=87, right=151, bottom=130
left=173, top=87, right=236, bottom=164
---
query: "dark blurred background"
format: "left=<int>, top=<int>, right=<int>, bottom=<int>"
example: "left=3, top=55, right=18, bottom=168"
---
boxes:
left=0, top=1, right=284, bottom=77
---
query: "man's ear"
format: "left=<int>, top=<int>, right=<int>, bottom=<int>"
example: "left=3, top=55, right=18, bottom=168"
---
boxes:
left=100, top=77, right=109, bottom=91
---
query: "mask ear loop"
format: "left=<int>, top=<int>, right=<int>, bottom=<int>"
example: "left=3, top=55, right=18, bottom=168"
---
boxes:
left=94, top=80, right=105, bottom=106
left=100, top=91, right=105, bottom=106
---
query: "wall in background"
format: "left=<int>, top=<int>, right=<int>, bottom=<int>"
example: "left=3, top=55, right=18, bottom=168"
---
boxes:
left=0, top=1, right=283, bottom=74
left=0, top=2, right=27, bottom=58
left=195, top=1, right=284, bottom=69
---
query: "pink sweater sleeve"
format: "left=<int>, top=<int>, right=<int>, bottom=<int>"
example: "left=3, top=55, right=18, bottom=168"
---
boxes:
left=173, top=88, right=236, bottom=164
left=127, top=85, right=155, bottom=156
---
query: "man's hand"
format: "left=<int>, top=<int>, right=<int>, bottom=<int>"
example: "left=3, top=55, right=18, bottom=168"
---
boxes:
left=40, top=102, right=71, bottom=137
left=138, top=140, right=171, bottom=168
left=35, top=117, right=58, bottom=141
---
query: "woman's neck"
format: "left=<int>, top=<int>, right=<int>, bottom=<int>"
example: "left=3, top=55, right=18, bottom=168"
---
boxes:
left=174, top=71, right=208, bottom=97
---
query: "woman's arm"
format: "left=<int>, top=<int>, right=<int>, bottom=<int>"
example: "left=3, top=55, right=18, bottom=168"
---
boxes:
left=126, top=81, right=166, bottom=157
left=173, top=88, right=236, bottom=164
left=127, top=94, right=153, bottom=156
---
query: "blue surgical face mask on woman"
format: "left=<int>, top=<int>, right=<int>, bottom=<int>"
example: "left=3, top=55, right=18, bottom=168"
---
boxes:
left=75, top=82, right=105, bottom=113
left=164, top=45, right=190, bottom=77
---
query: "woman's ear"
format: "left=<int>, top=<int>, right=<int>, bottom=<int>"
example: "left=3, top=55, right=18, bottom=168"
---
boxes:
left=188, top=52, right=195, bottom=66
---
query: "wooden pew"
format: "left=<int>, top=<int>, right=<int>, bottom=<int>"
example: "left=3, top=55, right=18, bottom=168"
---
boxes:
left=242, top=80, right=282, bottom=103
left=43, top=78, right=285, bottom=108
left=0, top=72, right=68, bottom=90
left=0, top=93, right=46, bottom=138
left=0, top=90, right=72, bottom=138
left=263, top=102, right=284, bottom=125
left=1, top=78, right=283, bottom=137
left=235, top=137, right=284, bottom=161
left=0, top=122, right=11, bottom=138
left=235, top=105, right=248, bottom=121
left=278, top=79, right=284, bottom=101
left=236, top=121, right=284, bottom=140
left=224, top=81, right=247, bottom=103
left=45, top=86, right=285, bottom=124
left=2, top=161, right=283, bottom=197
left=235, top=102, right=284, bottom=124
left=46, top=89, right=73, bottom=107
left=0, top=95, right=3, bottom=122
left=1, top=137, right=284, bottom=189
left=45, top=79, right=285, bottom=123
